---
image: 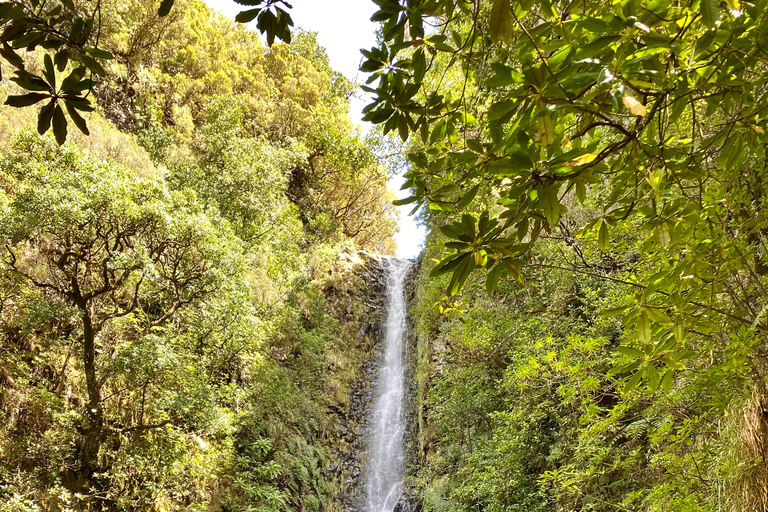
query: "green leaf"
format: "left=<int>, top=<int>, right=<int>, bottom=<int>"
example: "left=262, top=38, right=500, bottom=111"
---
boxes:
left=657, top=222, right=670, bottom=248
left=646, top=307, right=672, bottom=325
left=0, top=44, right=24, bottom=69
left=62, top=97, right=93, bottom=111
left=54, top=49, right=70, bottom=72
left=393, top=196, right=418, bottom=206
left=439, top=224, right=462, bottom=240
left=485, top=63, right=524, bottom=87
left=574, top=35, right=620, bottom=60
left=617, top=346, right=643, bottom=358
left=489, top=0, right=512, bottom=44
left=79, top=54, right=105, bottom=76
left=486, top=263, right=502, bottom=294
left=700, top=0, right=719, bottom=28
left=65, top=100, right=89, bottom=135
left=85, top=47, right=114, bottom=60
left=660, top=369, right=673, bottom=393
left=610, top=359, right=642, bottom=375
left=461, top=214, right=476, bottom=240
left=43, top=54, right=55, bottom=90
left=158, top=0, right=174, bottom=17
left=661, top=355, right=685, bottom=370
left=456, top=184, right=480, bottom=209
left=502, top=258, right=524, bottom=284
left=5, top=93, right=50, bottom=107
left=412, top=48, right=426, bottom=82
left=638, top=311, right=652, bottom=344
left=52, top=103, right=67, bottom=144
left=37, top=100, right=55, bottom=134
left=541, top=185, right=563, bottom=226
left=235, top=8, right=261, bottom=23
left=397, top=113, right=409, bottom=142
left=576, top=182, right=586, bottom=203
left=10, top=72, right=51, bottom=92
left=488, top=99, right=518, bottom=121
left=601, top=303, right=631, bottom=317
left=647, top=365, right=660, bottom=393
left=598, top=220, right=609, bottom=251
left=674, top=319, right=684, bottom=343
left=0, top=2, right=25, bottom=19
left=431, top=252, right=468, bottom=277
left=59, top=66, right=86, bottom=91
left=448, top=253, right=474, bottom=296
left=624, top=371, right=642, bottom=393
left=537, top=114, right=555, bottom=146
left=363, top=107, right=394, bottom=124
left=11, top=32, right=45, bottom=51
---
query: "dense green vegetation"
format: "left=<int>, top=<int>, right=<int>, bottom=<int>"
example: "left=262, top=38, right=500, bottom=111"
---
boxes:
left=375, top=0, right=768, bottom=510
left=411, top=221, right=762, bottom=511
left=2, top=0, right=768, bottom=511
left=0, top=1, right=398, bottom=510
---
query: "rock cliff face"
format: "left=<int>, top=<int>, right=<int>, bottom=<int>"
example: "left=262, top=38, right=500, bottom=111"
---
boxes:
left=400, top=258, right=423, bottom=512
left=320, top=252, right=386, bottom=511
left=321, top=253, right=421, bottom=512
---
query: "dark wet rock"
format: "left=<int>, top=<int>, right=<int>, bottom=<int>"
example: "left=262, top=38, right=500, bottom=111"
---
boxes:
left=403, top=258, right=424, bottom=512
left=322, top=253, right=423, bottom=512
left=323, top=252, right=387, bottom=511
left=394, top=491, right=420, bottom=512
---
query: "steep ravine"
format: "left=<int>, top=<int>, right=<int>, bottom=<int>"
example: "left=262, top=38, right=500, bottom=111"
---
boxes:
left=323, top=254, right=421, bottom=512
left=401, top=258, right=423, bottom=512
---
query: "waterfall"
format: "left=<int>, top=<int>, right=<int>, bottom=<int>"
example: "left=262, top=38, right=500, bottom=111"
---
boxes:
left=365, top=257, right=411, bottom=512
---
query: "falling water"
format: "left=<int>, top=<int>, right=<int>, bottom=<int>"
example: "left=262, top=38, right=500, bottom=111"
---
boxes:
left=365, top=257, right=411, bottom=512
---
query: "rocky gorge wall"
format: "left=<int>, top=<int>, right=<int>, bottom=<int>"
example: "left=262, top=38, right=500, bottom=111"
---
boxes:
left=320, top=253, right=422, bottom=512
left=400, top=258, right=423, bottom=512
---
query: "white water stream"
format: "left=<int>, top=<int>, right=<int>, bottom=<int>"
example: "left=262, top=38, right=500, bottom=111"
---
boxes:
left=364, top=258, right=411, bottom=512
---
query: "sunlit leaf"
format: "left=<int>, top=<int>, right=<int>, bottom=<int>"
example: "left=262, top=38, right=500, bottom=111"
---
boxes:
left=623, top=95, right=647, bottom=116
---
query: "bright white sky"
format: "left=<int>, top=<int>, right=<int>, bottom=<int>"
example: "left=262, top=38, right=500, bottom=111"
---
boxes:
left=205, top=0, right=426, bottom=259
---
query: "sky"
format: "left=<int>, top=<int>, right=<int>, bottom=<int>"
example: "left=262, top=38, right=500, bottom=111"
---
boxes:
left=205, top=0, right=426, bottom=259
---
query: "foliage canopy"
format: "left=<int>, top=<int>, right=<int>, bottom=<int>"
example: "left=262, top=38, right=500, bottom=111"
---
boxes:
left=358, top=0, right=768, bottom=391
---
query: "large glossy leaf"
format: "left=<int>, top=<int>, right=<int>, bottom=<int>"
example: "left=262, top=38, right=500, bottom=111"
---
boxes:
left=52, top=103, right=67, bottom=145
left=5, top=93, right=50, bottom=107
left=489, top=0, right=512, bottom=44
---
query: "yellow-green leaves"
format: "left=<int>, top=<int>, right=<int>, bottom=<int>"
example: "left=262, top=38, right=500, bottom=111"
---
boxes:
left=645, top=169, right=664, bottom=192
left=614, top=334, right=684, bottom=394
left=363, top=0, right=768, bottom=399
left=432, top=211, right=530, bottom=295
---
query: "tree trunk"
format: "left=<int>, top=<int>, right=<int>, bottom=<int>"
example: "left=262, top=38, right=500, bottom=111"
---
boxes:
left=77, top=301, right=104, bottom=498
